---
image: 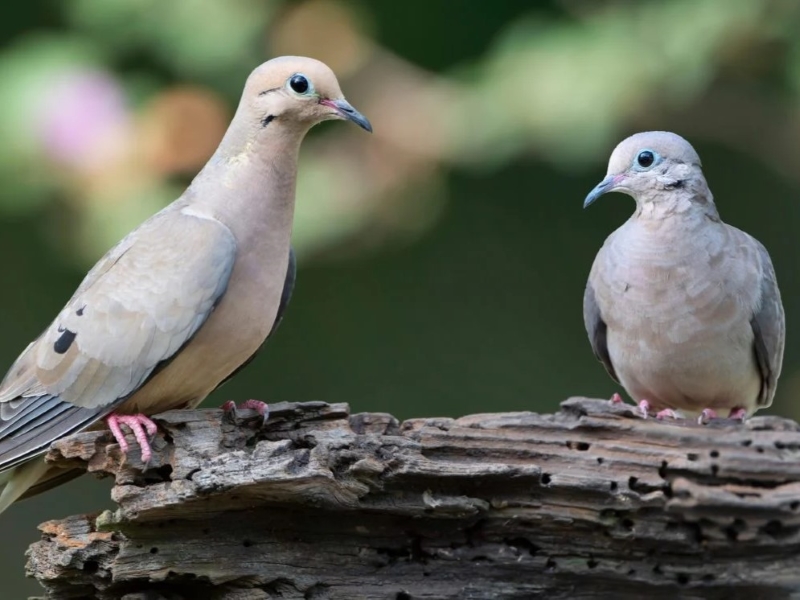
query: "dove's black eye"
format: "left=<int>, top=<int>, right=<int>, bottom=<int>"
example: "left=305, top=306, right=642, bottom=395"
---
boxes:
left=636, top=150, right=655, bottom=168
left=289, top=74, right=310, bottom=94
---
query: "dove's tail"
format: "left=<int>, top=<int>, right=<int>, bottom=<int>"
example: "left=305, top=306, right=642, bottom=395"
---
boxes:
left=0, top=459, right=49, bottom=514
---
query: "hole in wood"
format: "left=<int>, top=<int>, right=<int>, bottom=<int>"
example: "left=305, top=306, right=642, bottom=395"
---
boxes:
left=724, top=518, right=747, bottom=541
left=83, top=560, right=98, bottom=574
left=566, top=441, right=591, bottom=451
left=761, top=520, right=787, bottom=539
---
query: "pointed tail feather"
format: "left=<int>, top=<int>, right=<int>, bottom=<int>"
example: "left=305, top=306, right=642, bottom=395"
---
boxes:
left=0, top=459, right=49, bottom=514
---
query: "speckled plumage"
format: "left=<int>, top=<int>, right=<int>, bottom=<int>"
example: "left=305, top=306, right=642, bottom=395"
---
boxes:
left=584, top=131, right=784, bottom=418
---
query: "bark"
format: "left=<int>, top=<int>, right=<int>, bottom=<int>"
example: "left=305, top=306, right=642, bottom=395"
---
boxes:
left=25, top=398, right=800, bottom=600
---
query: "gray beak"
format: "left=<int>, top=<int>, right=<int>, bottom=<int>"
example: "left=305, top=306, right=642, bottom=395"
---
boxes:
left=583, top=174, right=623, bottom=209
left=324, top=98, right=372, bottom=132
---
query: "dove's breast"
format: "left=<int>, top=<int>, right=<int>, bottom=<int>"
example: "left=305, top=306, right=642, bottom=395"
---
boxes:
left=119, top=233, right=291, bottom=415
left=592, top=216, right=762, bottom=414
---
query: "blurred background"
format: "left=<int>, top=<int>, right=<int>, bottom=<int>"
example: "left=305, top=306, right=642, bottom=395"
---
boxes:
left=3, top=0, right=800, bottom=595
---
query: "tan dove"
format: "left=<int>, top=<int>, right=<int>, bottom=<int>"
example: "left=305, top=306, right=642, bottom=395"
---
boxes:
left=583, top=131, right=784, bottom=422
left=0, top=56, right=371, bottom=513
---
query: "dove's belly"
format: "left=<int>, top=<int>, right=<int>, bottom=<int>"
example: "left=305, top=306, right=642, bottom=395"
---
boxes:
left=119, top=245, right=291, bottom=414
left=608, top=325, right=761, bottom=415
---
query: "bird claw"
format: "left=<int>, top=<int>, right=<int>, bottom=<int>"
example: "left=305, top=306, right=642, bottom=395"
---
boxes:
left=655, top=408, right=680, bottom=420
left=637, top=399, right=651, bottom=419
left=728, top=407, right=747, bottom=421
left=697, top=408, right=718, bottom=425
left=106, top=413, right=159, bottom=464
left=609, top=395, right=652, bottom=419
left=222, top=399, right=270, bottom=426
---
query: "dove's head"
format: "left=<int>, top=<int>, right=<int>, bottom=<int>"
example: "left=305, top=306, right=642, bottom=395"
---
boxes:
left=240, top=56, right=371, bottom=134
left=583, top=131, right=707, bottom=209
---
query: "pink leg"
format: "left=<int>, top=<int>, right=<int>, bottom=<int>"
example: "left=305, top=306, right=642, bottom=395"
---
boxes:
left=728, top=407, right=747, bottom=421
left=608, top=393, right=651, bottom=419
left=697, top=408, right=718, bottom=425
left=637, top=399, right=651, bottom=419
left=222, top=399, right=270, bottom=424
left=656, top=408, right=680, bottom=420
left=106, top=414, right=158, bottom=463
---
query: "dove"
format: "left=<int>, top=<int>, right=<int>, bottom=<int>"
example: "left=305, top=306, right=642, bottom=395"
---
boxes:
left=0, top=56, right=372, bottom=513
left=583, top=131, right=784, bottom=422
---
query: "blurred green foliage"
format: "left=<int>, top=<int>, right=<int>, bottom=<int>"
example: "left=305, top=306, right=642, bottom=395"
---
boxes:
left=2, top=0, right=800, bottom=595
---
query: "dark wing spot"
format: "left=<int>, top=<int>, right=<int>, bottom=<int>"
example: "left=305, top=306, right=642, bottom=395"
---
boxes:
left=261, top=114, right=275, bottom=128
left=54, top=328, right=77, bottom=354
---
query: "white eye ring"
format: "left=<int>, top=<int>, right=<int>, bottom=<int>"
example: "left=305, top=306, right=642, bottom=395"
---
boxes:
left=632, top=149, right=661, bottom=171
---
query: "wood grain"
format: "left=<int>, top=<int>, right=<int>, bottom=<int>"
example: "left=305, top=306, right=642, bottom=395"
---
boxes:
left=26, top=398, right=800, bottom=599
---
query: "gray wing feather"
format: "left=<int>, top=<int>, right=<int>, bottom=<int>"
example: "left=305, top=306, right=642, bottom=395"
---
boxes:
left=750, top=240, right=785, bottom=407
left=584, top=280, right=619, bottom=384
left=0, top=209, right=238, bottom=471
left=269, top=247, right=296, bottom=337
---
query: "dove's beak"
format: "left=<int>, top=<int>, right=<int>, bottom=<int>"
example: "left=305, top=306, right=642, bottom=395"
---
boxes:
left=584, top=174, right=624, bottom=209
left=321, top=98, right=372, bottom=133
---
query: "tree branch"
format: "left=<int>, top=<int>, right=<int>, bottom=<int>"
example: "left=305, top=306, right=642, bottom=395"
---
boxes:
left=25, top=398, right=800, bottom=599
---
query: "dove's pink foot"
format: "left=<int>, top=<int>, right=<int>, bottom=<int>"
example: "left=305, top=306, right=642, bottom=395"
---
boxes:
left=608, top=394, right=651, bottom=419
left=728, top=407, right=747, bottom=421
left=222, top=399, right=270, bottom=424
left=637, top=399, right=651, bottom=419
left=106, top=413, right=158, bottom=463
left=656, top=408, right=680, bottom=420
left=697, top=408, right=718, bottom=425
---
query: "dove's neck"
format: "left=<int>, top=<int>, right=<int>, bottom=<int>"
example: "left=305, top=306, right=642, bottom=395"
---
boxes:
left=618, top=200, right=722, bottom=266
left=633, top=178, right=719, bottom=223
left=625, top=181, right=723, bottom=250
left=186, top=120, right=308, bottom=251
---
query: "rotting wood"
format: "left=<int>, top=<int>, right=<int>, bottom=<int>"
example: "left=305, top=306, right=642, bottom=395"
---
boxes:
left=25, top=398, right=800, bottom=599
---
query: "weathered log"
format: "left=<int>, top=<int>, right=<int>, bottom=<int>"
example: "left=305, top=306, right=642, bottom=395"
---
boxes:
left=24, top=398, right=800, bottom=599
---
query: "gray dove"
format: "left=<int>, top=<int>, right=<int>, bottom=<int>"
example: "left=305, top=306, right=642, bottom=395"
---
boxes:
left=583, top=131, right=784, bottom=422
left=0, top=56, right=371, bottom=513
